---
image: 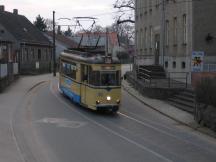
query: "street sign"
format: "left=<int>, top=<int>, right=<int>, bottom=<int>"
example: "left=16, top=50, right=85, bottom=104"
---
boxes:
left=191, top=51, right=204, bottom=72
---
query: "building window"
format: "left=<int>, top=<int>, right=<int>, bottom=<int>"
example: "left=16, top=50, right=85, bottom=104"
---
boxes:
left=0, top=44, right=8, bottom=63
left=136, top=30, right=138, bottom=47
left=135, top=0, right=139, bottom=16
left=142, top=28, right=145, bottom=52
left=165, top=61, right=168, bottom=68
left=38, top=49, right=41, bottom=60
left=140, top=0, right=144, bottom=14
left=183, top=14, right=187, bottom=44
left=140, top=29, right=143, bottom=51
left=173, top=61, right=176, bottom=68
left=165, top=20, right=169, bottom=46
left=149, top=0, right=152, bottom=12
left=182, top=62, right=186, bottom=69
left=25, top=48, right=28, bottom=61
left=145, top=27, right=148, bottom=49
left=173, top=17, right=177, bottom=45
left=155, top=0, right=160, bottom=8
left=46, top=49, right=49, bottom=60
left=149, top=26, right=153, bottom=49
left=30, top=49, right=34, bottom=60
left=144, top=0, right=147, bottom=14
left=139, top=29, right=142, bottom=52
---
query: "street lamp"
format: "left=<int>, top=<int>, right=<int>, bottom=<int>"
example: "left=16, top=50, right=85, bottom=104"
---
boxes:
left=53, top=11, right=56, bottom=77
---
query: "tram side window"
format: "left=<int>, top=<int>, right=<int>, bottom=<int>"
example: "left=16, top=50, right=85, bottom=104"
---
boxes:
left=89, top=67, right=100, bottom=86
left=62, top=62, right=77, bottom=80
left=116, top=70, right=121, bottom=86
left=81, top=65, right=89, bottom=83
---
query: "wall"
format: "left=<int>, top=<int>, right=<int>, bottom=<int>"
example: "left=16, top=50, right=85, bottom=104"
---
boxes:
left=135, top=0, right=193, bottom=69
left=193, top=0, right=216, bottom=59
left=135, top=0, right=161, bottom=62
left=191, top=72, right=216, bottom=88
left=19, top=44, right=52, bottom=74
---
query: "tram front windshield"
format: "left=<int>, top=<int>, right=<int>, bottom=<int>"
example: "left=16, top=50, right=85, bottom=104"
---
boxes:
left=101, top=72, right=117, bottom=86
left=89, top=70, right=120, bottom=86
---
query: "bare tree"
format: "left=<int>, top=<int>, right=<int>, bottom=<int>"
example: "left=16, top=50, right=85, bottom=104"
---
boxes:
left=113, top=0, right=135, bottom=24
left=108, top=22, right=134, bottom=46
left=113, top=0, right=135, bottom=43
left=45, top=19, right=53, bottom=31
left=92, top=25, right=106, bottom=33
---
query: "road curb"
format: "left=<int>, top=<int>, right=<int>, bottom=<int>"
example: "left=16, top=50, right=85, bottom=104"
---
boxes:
left=27, top=81, right=48, bottom=93
left=122, top=81, right=216, bottom=139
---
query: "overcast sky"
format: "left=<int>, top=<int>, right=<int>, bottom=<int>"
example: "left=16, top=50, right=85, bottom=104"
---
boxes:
left=2, top=0, right=119, bottom=30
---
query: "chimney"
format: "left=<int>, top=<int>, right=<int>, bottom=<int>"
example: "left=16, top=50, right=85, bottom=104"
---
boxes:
left=13, top=9, right=18, bottom=15
left=0, top=5, right=5, bottom=12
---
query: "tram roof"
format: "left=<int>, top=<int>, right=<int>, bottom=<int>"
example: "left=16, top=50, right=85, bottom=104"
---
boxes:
left=60, top=50, right=120, bottom=64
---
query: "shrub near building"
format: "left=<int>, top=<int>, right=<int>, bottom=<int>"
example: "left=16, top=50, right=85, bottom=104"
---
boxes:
left=195, top=77, right=216, bottom=131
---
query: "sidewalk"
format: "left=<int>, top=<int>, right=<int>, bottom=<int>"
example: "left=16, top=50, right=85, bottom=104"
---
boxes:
left=0, top=74, right=52, bottom=162
left=122, top=79, right=216, bottom=138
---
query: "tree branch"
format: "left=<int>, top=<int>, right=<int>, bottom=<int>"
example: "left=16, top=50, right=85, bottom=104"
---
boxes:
left=117, top=19, right=135, bottom=24
left=114, top=4, right=135, bottom=10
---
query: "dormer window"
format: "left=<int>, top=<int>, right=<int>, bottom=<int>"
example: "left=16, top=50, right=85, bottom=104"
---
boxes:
left=23, top=28, right=28, bottom=32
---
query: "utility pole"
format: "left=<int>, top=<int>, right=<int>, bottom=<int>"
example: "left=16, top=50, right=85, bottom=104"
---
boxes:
left=106, top=28, right=109, bottom=57
left=53, top=11, right=56, bottom=77
left=161, top=0, right=166, bottom=67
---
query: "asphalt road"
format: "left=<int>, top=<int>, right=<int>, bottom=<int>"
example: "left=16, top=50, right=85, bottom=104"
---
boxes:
left=10, top=75, right=216, bottom=162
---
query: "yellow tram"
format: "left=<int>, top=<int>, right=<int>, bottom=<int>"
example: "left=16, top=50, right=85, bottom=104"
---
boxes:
left=59, top=50, right=121, bottom=112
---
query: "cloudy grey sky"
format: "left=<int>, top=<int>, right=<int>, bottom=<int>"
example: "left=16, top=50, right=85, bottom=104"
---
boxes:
left=2, top=0, right=120, bottom=29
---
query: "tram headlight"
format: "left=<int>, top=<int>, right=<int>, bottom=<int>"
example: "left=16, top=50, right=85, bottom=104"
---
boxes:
left=106, top=96, right=111, bottom=101
left=96, top=100, right=100, bottom=104
left=116, top=99, right=120, bottom=104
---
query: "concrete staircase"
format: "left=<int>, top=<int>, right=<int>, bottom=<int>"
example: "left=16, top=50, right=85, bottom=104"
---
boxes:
left=168, top=89, right=195, bottom=114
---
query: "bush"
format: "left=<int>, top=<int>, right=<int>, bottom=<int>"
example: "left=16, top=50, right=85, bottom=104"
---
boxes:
left=195, top=77, right=216, bottom=107
left=202, top=106, right=216, bottom=131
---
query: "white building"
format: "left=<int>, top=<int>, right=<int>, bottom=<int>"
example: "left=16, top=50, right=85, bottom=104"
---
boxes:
left=135, top=0, right=216, bottom=84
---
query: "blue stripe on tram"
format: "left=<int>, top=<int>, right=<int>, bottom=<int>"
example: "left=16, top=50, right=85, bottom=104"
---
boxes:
left=60, top=86, right=81, bottom=104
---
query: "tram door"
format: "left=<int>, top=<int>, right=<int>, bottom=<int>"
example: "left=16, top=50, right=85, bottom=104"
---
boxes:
left=81, top=65, right=88, bottom=105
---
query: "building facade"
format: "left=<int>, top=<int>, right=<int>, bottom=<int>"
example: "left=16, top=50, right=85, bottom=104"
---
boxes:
left=0, top=5, right=52, bottom=74
left=135, top=0, right=216, bottom=84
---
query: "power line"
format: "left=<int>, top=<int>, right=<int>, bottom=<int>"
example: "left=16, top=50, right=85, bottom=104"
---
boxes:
left=70, top=0, right=203, bottom=18
left=53, top=0, right=203, bottom=25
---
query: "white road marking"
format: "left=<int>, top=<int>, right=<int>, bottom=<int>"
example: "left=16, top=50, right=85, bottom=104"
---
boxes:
left=121, top=90, right=216, bottom=153
left=120, top=109, right=176, bottom=131
left=117, top=112, right=216, bottom=154
left=35, top=118, right=87, bottom=129
left=10, top=113, right=26, bottom=162
left=118, top=112, right=180, bottom=138
left=49, top=82, right=173, bottom=162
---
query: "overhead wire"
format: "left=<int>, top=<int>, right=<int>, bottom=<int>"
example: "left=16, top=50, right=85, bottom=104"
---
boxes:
left=53, top=0, right=204, bottom=33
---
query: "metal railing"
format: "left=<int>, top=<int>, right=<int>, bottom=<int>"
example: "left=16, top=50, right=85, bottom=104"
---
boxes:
left=137, top=69, right=189, bottom=89
left=203, top=64, right=216, bottom=72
